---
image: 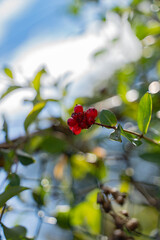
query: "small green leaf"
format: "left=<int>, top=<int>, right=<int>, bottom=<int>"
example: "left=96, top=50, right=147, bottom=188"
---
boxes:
left=3, top=67, right=13, bottom=79
left=140, top=152, right=160, bottom=164
left=0, top=186, right=29, bottom=208
left=1, top=86, right=21, bottom=100
left=24, top=101, right=46, bottom=131
left=32, top=68, right=46, bottom=93
left=8, top=173, right=20, bottom=186
left=137, top=92, right=152, bottom=134
left=16, top=150, right=35, bottom=166
left=99, top=110, right=117, bottom=126
left=110, top=124, right=122, bottom=142
left=120, top=125, right=142, bottom=147
left=2, top=115, right=9, bottom=142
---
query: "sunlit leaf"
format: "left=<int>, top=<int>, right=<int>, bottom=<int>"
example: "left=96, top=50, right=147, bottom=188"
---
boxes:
left=99, top=110, right=117, bottom=126
left=137, top=92, right=152, bottom=134
left=24, top=101, right=46, bottom=131
left=120, top=181, right=130, bottom=193
left=3, top=67, right=13, bottom=79
left=1, top=86, right=21, bottom=100
left=0, top=186, right=29, bottom=208
left=32, top=68, right=46, bottom=93
left=16, top=150, right=35, bottom=166
left=70, top=189, right=101, bottom=234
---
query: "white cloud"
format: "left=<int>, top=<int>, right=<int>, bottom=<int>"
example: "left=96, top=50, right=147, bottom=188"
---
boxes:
left=13, top=13, right=142, bottom=100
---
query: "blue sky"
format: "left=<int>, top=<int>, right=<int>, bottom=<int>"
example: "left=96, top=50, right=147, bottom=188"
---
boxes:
left=0, top=0, right=97, bottom=62
left=0, top=0, right=130, bottom=63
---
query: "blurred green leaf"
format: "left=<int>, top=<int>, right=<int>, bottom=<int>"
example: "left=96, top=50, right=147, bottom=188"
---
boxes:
left=32, top=68, right=46, bottom=93
left=137, top=92, right=152, bottom=134
left=8, top=173, right=20, bottom=186
left=3, top=67, right=13, bottom=79
left=1, top=86, right=21, bottom=100
left=24, top=101, right=46, bottom=131
left=93, top=48, right=107, bottom=58
left=40, top=135, right=67, bottom=153
left=156, top=60, right=160, bottom=77
left=70, top=189, right=100, bottom=234
left=32, top=186, right=46, bottom=206
left=16, top=150, right=35, bottom=166
left=99, top=110, right=117, bottom=126
left=0, top=186, right=29, bottom=208
left=2, top=224, right=27, bottom=240
left=2, top=115, right=9, bottom=142
left=110, top=124, right=122, bottom=142
left=56, top=209, right=71, bottom=229
left=140, top=152, right=160, bottom=164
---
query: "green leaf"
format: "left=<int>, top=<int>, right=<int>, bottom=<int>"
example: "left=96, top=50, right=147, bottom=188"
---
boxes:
left=32, top=68, right=46, bottom=93
left=0, top=186, right=29, bottom=208
left=2, top=115, right=9, bottom=142
left=140, top=152, right=160, bottom=164
left=1, top=86, right=21, bottom=100
left=8, top=173, right=20, bottom=186
left=3, top=67, right=13, bottom=79
left=137, top=92, right=152, bottom=134
left=16, top=150, right=35, bottom=166
left=1, top=223, right=33, bottom=240
left=24, top=101, right=46, bottom=131
left=110, top=124, right=122, bottom=142
left=120, top=125, right=142, bottom=147
left=2, top=224, right=31, bottom=240
left=99, top=110, right=117, bottom=126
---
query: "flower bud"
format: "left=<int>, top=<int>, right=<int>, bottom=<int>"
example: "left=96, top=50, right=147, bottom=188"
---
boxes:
left=126, top=218, right=139, bottom=231
left=97, top=192, right=104, bottom=204
left=102, top=200, right=111, bottom=213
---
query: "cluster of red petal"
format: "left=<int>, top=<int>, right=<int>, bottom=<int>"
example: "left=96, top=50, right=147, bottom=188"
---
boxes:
left=67, top=105, right=98, bottom=135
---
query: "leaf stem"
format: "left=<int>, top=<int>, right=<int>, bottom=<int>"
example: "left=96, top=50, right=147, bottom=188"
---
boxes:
left=94, top=123, right=160, bottom=146
left=0, top=204, right=6, bottom=224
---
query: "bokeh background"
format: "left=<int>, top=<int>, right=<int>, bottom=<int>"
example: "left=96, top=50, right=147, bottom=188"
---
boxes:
left=0, top=0, right=160, bottom=239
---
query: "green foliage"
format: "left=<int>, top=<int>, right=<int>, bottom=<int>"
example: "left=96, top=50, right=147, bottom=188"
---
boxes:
left=1, top=86, right=21, bottom=100
left=3, top=67, right=13, bottom=79
left=0, top=186, right=29, bottom=208
left=121, top=126, right=142, bottom=147
left=140, top=152, right=160, bottom=164
left=24, top=101, right=46, bottom=131
left=99, top=110, right=117, bottom=126
left=137, top=92, right=152, bottom=134
left=109, top=124, right=122, bottom=142
left=16, top=150, right=35, bottom=166
left=8, top=173, right=20, bottom=186
left=32, top=68, right=46, bottom=93
left=2, top=224, right=33, bottom=240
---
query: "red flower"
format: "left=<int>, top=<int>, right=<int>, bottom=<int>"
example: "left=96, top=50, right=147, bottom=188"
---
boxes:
left=67, top=105, right=98, bottom=135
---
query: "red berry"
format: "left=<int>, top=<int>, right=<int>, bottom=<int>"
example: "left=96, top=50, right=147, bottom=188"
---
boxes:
left=86, top=108, right=98, bottom=119
left=67, top=118, right=77, bottom=127
left=72, top=125, right=81, bottom=135
left=79, top=120, right=87, bottom=129
left=74, top=104, right=83, bottom=113
left=71, top=112, right=79, bottom=120
left=87, top=117, right=95, bottom=126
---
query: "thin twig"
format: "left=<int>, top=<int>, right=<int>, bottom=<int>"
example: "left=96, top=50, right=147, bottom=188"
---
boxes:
left=94, top=123, right=160, bottom=146
left=0, top=204, right=6, bottom=223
